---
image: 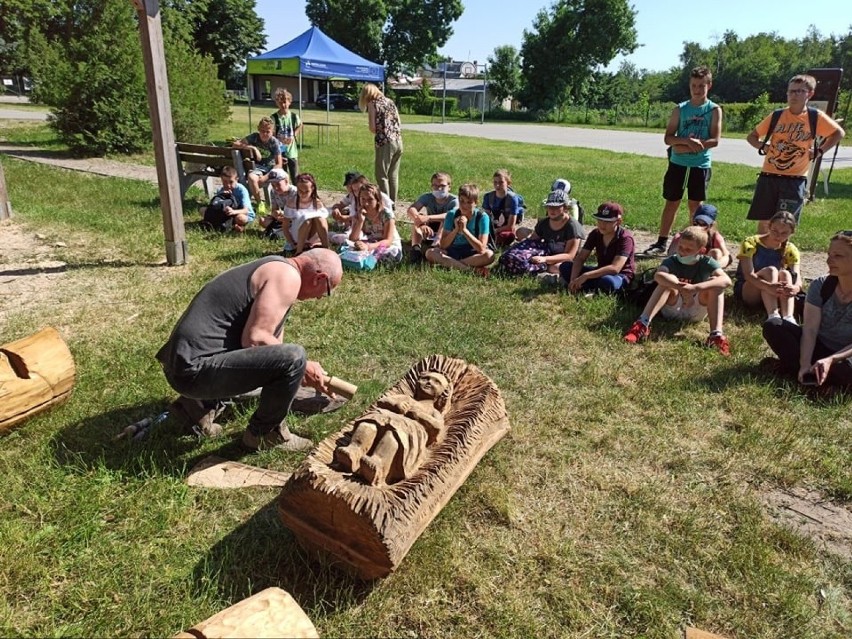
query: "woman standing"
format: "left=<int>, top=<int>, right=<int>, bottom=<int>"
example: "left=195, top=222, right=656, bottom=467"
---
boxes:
left=359, top=83, right=403, bottom=204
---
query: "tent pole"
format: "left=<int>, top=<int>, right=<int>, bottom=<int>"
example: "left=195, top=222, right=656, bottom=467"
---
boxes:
left=326, top=78, right=330, bottom=123
left=298, top=72, right=303, bottom=149
left=246, top=59, right=252, bottom=135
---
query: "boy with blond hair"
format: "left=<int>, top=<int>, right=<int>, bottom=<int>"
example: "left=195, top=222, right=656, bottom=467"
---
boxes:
left=625, top=225, right=732, bottom=355
left=233, top=116, right=282, bottom=216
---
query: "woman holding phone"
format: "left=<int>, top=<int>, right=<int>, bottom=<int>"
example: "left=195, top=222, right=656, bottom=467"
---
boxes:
left=762, top=230, right=852, bottom=387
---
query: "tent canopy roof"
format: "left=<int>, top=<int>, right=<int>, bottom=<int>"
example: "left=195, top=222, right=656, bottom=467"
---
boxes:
left=247, top=26, right=384, bottom=82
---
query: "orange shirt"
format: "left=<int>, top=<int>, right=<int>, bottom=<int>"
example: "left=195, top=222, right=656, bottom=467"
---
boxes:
left=755, top=108, right=842, bottom=176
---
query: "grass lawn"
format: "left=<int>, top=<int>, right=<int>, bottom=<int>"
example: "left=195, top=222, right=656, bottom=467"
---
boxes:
left=0, top=117, right=850, bottom=638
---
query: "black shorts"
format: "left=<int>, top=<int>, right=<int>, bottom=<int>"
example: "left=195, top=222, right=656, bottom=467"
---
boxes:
left=662, top=162, right=711, bottom=202
left=746, top=173, right=806, bottom=222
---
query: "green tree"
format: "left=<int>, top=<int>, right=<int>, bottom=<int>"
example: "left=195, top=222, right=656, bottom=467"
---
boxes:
left=305, top=0, right=464, bottom=77
left=487, top=45, right=521, bottom=107
left=28, top=0, right=228, bottom=155
left=519, top=0, right=638, bottom=111
left=180, top=0, right=266, bottom=84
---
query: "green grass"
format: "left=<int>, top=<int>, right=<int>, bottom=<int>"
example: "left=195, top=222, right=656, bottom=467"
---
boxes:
left=0, top=122, right=850, bottom=638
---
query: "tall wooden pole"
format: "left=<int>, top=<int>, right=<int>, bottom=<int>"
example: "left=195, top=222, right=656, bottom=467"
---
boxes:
left=0, top=159, right=12, bottom=220
left=132, top=0, right=187, bottom=265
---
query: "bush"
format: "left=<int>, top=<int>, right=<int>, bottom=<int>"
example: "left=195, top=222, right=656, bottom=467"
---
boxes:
left=28, top=0, right=228, bottom=155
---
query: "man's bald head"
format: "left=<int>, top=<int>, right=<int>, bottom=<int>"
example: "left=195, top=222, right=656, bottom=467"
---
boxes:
left=294, top=248, right=343, bottom=298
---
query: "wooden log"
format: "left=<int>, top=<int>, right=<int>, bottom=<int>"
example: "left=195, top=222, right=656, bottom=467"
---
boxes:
left=685, top=628, right=729, bottom=639
left=278, top=355, right=510, bottom=579
left=173, top=587, right=318, bottom=638
left=0, top=327, right=75, bottom=433
left=187, top=456, right=292, bottom=489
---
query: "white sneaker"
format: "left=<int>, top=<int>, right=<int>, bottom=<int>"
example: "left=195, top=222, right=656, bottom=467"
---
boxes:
left=782, top=315, right=798, bottom=325
left=766, top=311, right=782, bottom=326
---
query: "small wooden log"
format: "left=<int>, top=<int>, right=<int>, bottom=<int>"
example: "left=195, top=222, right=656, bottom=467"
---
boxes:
left=173, top=587, right=318, bottom=638
left=685, top=628, right=729, bottom=639
left=278, top=355, right=510, bottom=579
left=0, top=327, right=75, bottom=433
left=187, top=456, right=292, bottom=489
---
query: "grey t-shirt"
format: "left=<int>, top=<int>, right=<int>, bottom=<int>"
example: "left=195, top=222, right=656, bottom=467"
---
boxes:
left=805, top=276, right=852, bottom=352
left=412, top=193, right=459, bottom=228
left=156, top=256, right=291, bottom=375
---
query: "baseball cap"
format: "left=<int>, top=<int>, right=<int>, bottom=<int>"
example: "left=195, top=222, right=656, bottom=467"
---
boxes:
left=551, top=178, right=571, bottom=194
left=592, top=202, right=624, bottom=222
left=693, top=203, right=718, bottom=226
left=267, top=168, right=289, bottom=183
left=543, top=189, right=570, bottom=207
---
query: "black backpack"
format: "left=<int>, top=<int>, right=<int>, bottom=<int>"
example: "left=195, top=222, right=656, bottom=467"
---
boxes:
left=794, top=275, right=838, bottom=321
left=759, top=107, right=819, bottom=156
left=202, top=192, right=235, bottom=232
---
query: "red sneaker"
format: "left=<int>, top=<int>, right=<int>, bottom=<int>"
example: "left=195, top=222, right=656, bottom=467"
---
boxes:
left=623, top=320, right=650, bottom=343
left=705, top=334, right=730, bottom=356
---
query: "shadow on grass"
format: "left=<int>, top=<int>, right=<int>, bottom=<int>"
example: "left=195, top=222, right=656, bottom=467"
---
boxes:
left=50, top=400, right=255, bottom=480
left=191, top=497, right=373, bottom=615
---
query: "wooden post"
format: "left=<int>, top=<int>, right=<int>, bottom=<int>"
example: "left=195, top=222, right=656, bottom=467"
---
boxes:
left=0, top=159, right=12, bottom=220
left=131, top=0, right=187, bottom=265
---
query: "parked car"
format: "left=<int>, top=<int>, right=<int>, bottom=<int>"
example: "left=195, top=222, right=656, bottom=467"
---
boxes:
left=315, top=93, right=359, bottom=110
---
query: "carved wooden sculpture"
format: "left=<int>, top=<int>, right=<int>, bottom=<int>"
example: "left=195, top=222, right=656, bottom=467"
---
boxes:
left=0, top=327, right=75, bottom=433
left=173, top=587, right=318, bottom=638
left=278, top=355, right=510, bottom=579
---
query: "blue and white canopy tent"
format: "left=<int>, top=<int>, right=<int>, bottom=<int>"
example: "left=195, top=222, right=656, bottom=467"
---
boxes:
left=246, top=26, right=385, bottom=124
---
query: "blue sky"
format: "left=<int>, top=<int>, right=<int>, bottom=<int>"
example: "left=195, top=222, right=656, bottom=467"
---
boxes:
left=256, top=0, right=848, bottom=72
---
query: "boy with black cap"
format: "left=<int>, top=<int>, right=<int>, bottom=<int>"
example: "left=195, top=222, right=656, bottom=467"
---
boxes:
left=559, top=202, right=635, bottom=294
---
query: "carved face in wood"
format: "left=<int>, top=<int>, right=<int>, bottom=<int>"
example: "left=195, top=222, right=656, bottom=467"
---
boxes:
left=415, top=372, right=450, bottom=401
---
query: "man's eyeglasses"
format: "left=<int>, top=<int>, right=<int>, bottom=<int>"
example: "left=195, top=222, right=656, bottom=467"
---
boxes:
left=836, top=230, right=852, bottom=237
left=325, top=275, right=332, bottom=297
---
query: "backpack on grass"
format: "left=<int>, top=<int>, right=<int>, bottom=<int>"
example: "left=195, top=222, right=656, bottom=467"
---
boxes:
left=623, top=266, right=659, bottom=308
left=202, top=192, right=234, bottom=232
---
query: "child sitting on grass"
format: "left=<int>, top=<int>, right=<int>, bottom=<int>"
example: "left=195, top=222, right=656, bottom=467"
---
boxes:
left=200, top=165, right=254, bottom=233
left=560, top=202, right=635, bottom=294
left=482, top=169, right=523, bottom=247
left=498, top=188, right=585, bottom=280
left=330, top=172, right=393, bottom=246
left=624, top=225, right=732, bottom=355
left=407, top=172, right=458, bottom=263
left=258, top=169, right=296, bottom=241
left=425, top=183, right=494, bottom=276
left=346, top=182, right=403, bottom=264
left=285, top=173, right=329, bottom=254
left=667, top=203, right=731, bottom=268
left=735, top=210, right=801, bottom=325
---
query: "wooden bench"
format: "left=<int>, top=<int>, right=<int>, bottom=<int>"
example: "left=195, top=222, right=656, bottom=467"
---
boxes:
left=175, top=142, right=255, bottom=199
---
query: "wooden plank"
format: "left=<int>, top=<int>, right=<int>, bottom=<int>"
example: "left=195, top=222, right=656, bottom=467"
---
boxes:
left=173, top=587, right=318, bottom=638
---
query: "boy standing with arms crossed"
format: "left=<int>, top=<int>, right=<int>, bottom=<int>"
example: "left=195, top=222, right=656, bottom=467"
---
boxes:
left=644, top=66, right=722, bottom=256
left=745, top=74, right=844, bottom=233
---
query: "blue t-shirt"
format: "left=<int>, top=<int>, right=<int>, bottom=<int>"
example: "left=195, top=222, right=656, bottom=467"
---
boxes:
left=442, top=207, right=491, bottom=247
left=670, top=99, right=718, bottom=169
left=216, top=183, right=255, bottom=222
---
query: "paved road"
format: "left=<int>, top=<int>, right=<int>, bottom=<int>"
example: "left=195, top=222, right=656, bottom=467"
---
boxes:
left=0, top=108, right=48, bottom=121
left=405, top=122, right=852, bottom=169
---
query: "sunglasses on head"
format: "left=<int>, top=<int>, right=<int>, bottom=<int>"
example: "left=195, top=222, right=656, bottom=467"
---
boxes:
left=837, top=230, right=852, bottom=237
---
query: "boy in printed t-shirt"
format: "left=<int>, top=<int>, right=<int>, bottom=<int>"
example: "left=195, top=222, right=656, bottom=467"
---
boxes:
left=407, top=172, right=458, bottom=263
left=624, top=225, right=732, bottom=355
left=745, top=74, right=844, bottom=233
